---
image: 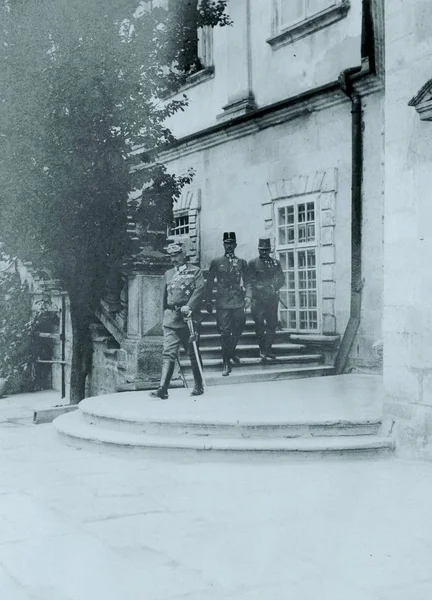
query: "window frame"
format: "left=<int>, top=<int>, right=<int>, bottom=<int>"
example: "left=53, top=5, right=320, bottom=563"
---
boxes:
left=275, top=195, right=322, bottom=333
left=168, top=211, right=190, bottom=239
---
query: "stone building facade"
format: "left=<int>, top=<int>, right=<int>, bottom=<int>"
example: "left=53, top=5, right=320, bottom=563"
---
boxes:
left=70, top=0, right=432, bottom=460
left=382, top=0, right=432, bottom=459
left=136, top=0, right=385, bottom=370
left=88, top=0, right=387, bottom=397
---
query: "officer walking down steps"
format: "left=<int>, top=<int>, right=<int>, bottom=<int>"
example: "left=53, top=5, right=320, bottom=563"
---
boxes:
left=149, top=243, right=205, bottom=400
left=248, top=237, right=285, bottom=362
left=206, top=232, right=251, bottom=377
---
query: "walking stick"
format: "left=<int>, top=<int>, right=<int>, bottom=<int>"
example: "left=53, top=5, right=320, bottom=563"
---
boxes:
left=185, top=315, right=207, bottom=391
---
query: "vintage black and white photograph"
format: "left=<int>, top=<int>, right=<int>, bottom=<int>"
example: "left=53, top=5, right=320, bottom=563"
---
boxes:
left=0, top=0, right=431, bottom=598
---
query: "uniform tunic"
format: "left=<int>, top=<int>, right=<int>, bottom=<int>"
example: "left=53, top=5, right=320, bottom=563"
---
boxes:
left=162, top=263, right=205, bottom=361
left=248, top=256, right=285, bottom=354
left=206, top=255, right=252, bottom=357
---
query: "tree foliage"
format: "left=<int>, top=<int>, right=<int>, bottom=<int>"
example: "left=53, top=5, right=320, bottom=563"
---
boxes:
left=0, top=255, right=43, bottom=393
left=0, top=0, right=230, bottom=402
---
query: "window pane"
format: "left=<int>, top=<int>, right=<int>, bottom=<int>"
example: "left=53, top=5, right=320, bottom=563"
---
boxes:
left=298, top=203, right=306, bottom=223
left=288, top=252, right=295, bottom=269
left=309, top=311, right=318, bottom=329
left=308, top=292, right=317, bottom=308
left=298, top=251, right=306, bottom=268
left=287, top=206, right=295, bottom=224
left=289, top=311, right=297, bottom=329
left=299, top=291, right=307, bottom=308
left=278, top=207, right=287, bottom=226
left=279, top=252, right=287, bottom=270
left=279, top=310, right=288, bottom=329
left=278, top=227, right=287, bottom=245
left=299, top=311, right=308, bottom=329
left=306, top=224, right=315, bottom=242
left=298, top=225, right=306, bottom=243
left=307, top=250, right=316, bottom=267
left=288, top=227, right=295, bottom=243
left=288, top=292, right=296, bottom=307
left=288, top=272, right=295, bottom=289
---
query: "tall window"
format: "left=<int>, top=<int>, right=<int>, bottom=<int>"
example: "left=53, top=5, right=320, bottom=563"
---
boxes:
left=276, top=198, right=320, bottom=332
left=168, top=0, right=213, bottom=75
left=279, top=0, right=338, bottom=29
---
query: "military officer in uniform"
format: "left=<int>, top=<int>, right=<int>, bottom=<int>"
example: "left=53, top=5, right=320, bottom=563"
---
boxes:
left=150, top=243, right=205, bottom=399
left=206, top=232, right=251, bottom=376
left=248, top=237, right=285, bottom=362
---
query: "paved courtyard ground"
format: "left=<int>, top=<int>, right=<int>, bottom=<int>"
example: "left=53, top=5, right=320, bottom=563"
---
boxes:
left=1, top=389, right=432, bottom=600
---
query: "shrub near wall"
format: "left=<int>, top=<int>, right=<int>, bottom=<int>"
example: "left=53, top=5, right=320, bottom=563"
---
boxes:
left=0, top=263, right=41, bottom=394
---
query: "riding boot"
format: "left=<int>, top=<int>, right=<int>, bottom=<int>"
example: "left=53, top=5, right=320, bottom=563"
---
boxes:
left=221, top=348, right=232, bottom=377
left=149, top=360, right=175, bottom=399
left=264, top=331, right=277, bottom=360
left=190, top=355, right=204, bottom=396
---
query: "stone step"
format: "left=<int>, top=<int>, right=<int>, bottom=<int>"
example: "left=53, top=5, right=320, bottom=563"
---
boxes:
left=195, top=342, right=306, bottom=353
left=78, top=399, right=382, bottom=439
left=54, top=376, right=393, bottom=459
left=190, top=343, right=307, bottom=360
left=179, top=354, right=324, bottom=369
left=194, top=365, right=335, bottom=386
left=198, top=330, right=292, bottom=345
left=54, top=411, right=393, bottom=459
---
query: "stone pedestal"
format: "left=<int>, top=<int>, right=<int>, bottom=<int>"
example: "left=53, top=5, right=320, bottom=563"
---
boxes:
left=123, top=247, right=170, bottom=387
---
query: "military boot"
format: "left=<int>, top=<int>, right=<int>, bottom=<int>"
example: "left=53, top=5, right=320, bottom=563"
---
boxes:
left=221, top=348, right=232, bottom=376
left=149, top=360, right=175, bottom=399
left=190, top=355, right=204, bottom=396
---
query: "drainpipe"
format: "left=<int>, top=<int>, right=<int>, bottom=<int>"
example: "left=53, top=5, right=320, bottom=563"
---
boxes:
left=334, top=66, right=364, bottom=374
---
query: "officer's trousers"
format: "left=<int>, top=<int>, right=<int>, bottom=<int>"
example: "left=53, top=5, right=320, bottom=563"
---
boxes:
left=251, top=296, right=279, bottom=353
left=216, top=307, right=246, bottom=359
left=163, top=323, right=202, bottom=363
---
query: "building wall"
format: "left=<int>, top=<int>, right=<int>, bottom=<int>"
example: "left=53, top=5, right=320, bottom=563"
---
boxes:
left=383, top=0, right=432, bottom=458
left=164, top=89, right=384, bottom=356
left=167, top=0, right=362, bottom=138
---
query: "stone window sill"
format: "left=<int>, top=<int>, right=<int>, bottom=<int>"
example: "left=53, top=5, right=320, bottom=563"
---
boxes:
left=266, top=1, right=350, bottom=50
left=163, top=66, right=215, bottom=100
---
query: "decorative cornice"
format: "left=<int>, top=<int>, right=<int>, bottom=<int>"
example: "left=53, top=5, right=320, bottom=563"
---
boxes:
left=408, top=78, right=432, bottom=121
left=266, top=1, right=350, bottom=50
left=130, top=70, right=383, bottom=169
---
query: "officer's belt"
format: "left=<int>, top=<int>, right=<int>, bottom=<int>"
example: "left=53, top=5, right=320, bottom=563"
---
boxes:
left=166, top=303, right=186, bottom=311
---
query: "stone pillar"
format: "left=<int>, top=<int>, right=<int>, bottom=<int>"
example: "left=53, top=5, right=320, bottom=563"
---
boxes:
left=217, top=0, right=256, bottom=122
left=124, top=247, right=171, bottom=387
left=383, top=0, right=432, bottom=460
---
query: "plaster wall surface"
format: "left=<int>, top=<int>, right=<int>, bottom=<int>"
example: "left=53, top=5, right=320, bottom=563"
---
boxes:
left=165, top=94, right=383, bottom=355
left=166, top=0, right=362, bottom=138
left=383, top=0, right=432, bottom=458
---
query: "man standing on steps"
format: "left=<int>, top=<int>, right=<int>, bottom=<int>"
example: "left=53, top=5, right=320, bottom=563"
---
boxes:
left=248, top=237, right=285, bottom=362
left=150, top=243, right=205, bottom=400
left=205, top=232, right=252, bottom=377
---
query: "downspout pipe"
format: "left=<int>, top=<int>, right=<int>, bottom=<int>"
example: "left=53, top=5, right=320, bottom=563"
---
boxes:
left=334, top=66, right=364, bottom=374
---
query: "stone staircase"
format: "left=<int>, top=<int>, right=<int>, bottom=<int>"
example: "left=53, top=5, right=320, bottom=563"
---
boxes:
left=53, top=376, right=395, bottom=459
left=179, top=308, right=339, bottom=386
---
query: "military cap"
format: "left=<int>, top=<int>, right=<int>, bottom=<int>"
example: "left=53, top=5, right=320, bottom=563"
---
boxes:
left=223, top=232, right=236, bottom=242
left=258, top=237, right=271, bottom=250
left=165, top=242, right=184, bottom=256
